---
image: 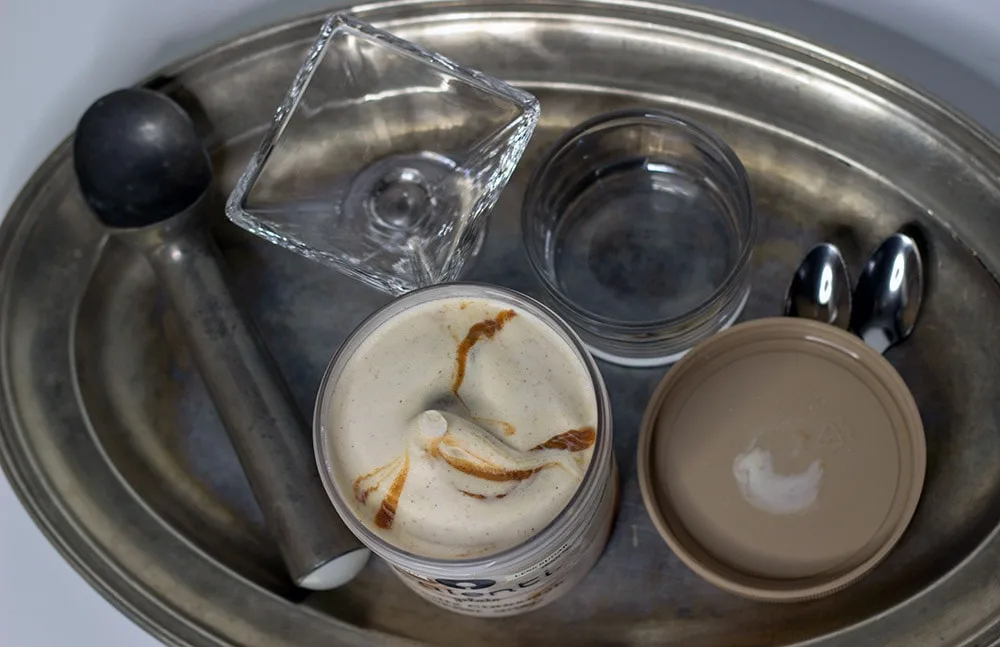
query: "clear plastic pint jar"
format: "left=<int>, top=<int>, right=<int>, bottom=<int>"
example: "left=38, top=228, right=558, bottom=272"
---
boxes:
left=314, top=283, right=617, bottom=616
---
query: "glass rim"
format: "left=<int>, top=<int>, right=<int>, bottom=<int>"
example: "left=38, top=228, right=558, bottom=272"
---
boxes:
left=521, top=107, right=757, bottom=332
left=312, top=282, right=614, bottom=575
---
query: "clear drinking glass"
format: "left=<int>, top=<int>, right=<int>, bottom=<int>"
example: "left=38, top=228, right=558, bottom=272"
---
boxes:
left=522, top=109, right=756, bottom=367
left=226, top=14, right=539, bottom=295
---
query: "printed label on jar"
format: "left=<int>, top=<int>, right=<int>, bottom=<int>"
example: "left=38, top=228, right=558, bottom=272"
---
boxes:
left=390, top=468, right=618, bottom=617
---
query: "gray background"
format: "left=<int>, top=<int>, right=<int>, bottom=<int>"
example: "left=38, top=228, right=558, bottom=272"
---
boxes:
left=2, top=0, right=999, bottom=644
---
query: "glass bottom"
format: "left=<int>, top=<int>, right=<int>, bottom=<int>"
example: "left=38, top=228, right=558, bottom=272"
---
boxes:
left=237, top=150, right=474, bottom=294
left=582, top=286, right=750, bottom=368
left=345, top=151, right=459, bottom=236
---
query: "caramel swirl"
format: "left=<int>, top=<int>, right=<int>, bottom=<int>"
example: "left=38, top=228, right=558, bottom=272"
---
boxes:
left=475, top=417, right=517, bottom=436
left=452, top=309, right=517, bottom=394
left=460, top=490, right=509, bottom=500
left=533, top=427, right=597, bottom=452
left=374, top=453, right=410, bottom=530
left=438, top=451, right=545, bottom=482
left=353, top=458, right=402, bottom=503
left=353, top=415, right=595, bottom=531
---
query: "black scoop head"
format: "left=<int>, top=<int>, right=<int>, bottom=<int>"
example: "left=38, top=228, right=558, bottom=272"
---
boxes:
left=73, top=88, right=213, bottom=229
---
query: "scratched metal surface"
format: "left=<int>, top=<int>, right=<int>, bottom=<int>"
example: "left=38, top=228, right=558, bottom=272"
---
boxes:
left=4, top=1, right=1000, bottom=645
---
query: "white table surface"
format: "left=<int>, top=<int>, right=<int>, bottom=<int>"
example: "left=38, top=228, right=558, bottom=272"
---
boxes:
left=2, top=1, right=1000, bottom=645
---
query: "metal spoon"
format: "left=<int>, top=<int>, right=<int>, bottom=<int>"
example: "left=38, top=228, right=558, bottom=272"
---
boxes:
left=849, top=232, right=924, bottom=355
left=73, top=88, right=368, bottom=590
left=784, top=242, right=852, bottom=329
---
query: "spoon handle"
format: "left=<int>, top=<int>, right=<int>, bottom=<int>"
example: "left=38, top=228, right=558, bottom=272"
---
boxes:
left=117, top=198, right=367, bottom=590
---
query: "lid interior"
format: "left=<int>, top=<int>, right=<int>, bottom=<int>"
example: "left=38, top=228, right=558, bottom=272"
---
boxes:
left=639, top=318, right=926, bottom=600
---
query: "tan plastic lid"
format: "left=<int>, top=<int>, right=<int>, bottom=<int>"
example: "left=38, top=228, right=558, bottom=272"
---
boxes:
left=638, top=318, right=926, bottom=602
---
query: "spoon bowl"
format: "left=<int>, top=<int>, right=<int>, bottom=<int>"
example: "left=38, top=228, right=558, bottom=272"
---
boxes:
left=850, top=232, right=924, bottom=354
left=784, top=242, right=852, bottom=329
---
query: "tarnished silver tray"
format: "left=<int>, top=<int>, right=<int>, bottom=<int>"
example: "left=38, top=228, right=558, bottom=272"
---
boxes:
left=4, top=1, right=1000, bottom=645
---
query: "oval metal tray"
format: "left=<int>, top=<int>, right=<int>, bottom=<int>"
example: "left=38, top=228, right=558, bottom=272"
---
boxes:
left=4, top=1, right=1000, bottom=645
